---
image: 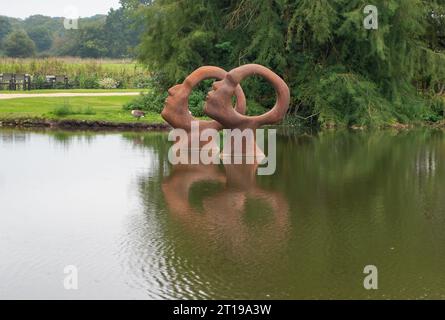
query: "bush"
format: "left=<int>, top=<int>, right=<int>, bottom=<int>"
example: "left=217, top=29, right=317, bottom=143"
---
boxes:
left=53, top=103, right=74, bottom=116
left=123, top=90, right=167, bottom=113
left=123, top=88, right=211, bottom=117
left=82, top=106, right=96, bottom=115
left=78, top=75, right=99, bottom=89
left=131, top=74, right=151, bottom=89
left=246, top=99, right=267, bottom=116
left=52, top=101, right=96, bottom=116
left=188, top=90, right=206, bottom=117
left=31, top=75, right=53, bottom=89
left=99, top=77, right=119, bottom=89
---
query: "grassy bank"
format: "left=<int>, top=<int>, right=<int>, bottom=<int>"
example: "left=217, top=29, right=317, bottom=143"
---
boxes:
left=0, top=95, right=164, bottom=124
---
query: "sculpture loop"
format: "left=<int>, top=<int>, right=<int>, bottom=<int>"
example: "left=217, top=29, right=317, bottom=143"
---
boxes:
left=203, top=64, right=290, bottom=130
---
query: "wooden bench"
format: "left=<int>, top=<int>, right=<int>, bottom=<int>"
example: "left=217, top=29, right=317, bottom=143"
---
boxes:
left=0, top=74, right=31, bottom=90
left=0, top=73, right=14, bottom=90
left=50, top=75, right=68, bottom=89
left=14, top=74, right=31, bottom=91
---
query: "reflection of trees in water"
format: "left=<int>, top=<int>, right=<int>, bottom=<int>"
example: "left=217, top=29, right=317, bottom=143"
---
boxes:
left=413, top=131, right=445, bottom=220
left=122, top=132, right=170, bottom=175
left=49, top=131, right=97, bottom=147
left=0, top=129, right=101, bottom=147
left=272, top=129, right=445, bottom=218
left=270, top=129, right=445, bottom=297
left=121, top=129, right=445, bottom=299
left=0, top=130, right=29, bottom=144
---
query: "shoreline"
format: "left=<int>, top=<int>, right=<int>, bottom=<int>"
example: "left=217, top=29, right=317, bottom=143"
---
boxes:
left=0, top=118, right=171, bottom=131
left=0, top=118, right=443, bottom=132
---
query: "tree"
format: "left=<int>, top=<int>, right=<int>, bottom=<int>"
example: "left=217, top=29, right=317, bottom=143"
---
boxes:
left=104, top=8, right=141, bottom=58
left=137, top=0, right=445, bottom=127
left=0, top=16, right=12, bottom=43
left=138, top=0, right=232, bottom=87
left=120, top=0, right=153, bottom=11
left=3, top=30, right=36, bottom=57
left=76, top=22, right=109, bottom=58
left=27, top=26, right=53, bottom=52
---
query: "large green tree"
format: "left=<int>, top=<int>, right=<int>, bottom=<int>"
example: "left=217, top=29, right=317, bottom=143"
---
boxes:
left=104, top=8, right=142, bottom=58
left=138, top=0, right=445, bottom=127
left=27, top=27, right=53, bottom=52
left=0, top=16, right=12, bottom=44
left=3, top=30, right=36, bottom=57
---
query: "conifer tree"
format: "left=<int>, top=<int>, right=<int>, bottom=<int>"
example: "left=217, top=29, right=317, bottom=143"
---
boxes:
left=138, top=0, right=445, bottom=127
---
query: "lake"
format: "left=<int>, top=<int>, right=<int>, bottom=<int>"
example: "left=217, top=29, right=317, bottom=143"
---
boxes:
left=0, top=128, right=444, bottom=299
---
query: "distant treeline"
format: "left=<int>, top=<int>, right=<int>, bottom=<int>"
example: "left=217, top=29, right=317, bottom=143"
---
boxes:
left=0, top=5, right=142, bottom=59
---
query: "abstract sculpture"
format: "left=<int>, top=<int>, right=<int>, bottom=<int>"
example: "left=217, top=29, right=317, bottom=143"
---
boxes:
left=162, top=64, right=290, bottom=159
left=162, top=66, right=246, bottom=150
left=204, top=64, right=290, bottom=130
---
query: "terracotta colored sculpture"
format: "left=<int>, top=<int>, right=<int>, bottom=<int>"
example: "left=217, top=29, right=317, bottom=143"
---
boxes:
left=204, top=64, right=290, bottom=130
left=162, top=66, right=246, bottom=150
left=205, top=64, right=290, bottom=159
left=162, top=64, right=289, bottom=159
left=161, top=66, right=246, bottom=152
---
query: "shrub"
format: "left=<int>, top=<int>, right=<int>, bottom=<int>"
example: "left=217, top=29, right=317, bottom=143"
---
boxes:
left=188, top=90, right=206, bottom=117
left=246, top=99, right=268, bottom=116
left=31, top=75, right=53, bottom=89
left=131, top=74, right=151, bottom=89
left=78, top=75, right=99, bottom=89
left=82, top=106, right=96, bottom=115
left=53, top=103, right=74, bottom=116
left=123, top=90, right=167, bottom=114
left=99, top=77, right=119, bottom=89
left=123, top=89, right=211, bottom=117
left=52, top=102, right=96, bottom=116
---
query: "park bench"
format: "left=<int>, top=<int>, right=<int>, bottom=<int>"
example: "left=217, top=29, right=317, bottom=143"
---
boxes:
left=14, top=74, right=31, bottom=91
left=0, top=74, right=31, bottom=91
left=48, top=75, right=68, bottom=89
left=0, top=73, right=14, bottom=90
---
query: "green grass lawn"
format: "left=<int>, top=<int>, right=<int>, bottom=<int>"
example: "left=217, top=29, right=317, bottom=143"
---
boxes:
left=0, top=89, right=145, bottom=94
left=0, top=96, right=164, bottom=123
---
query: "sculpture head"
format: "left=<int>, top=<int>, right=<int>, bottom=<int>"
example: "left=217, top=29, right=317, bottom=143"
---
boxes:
left=162, top=66, right=246, bottom=132
left=204, top=64, right=290, bottom=130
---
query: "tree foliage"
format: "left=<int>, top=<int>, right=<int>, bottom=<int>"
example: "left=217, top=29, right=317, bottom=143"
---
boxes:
left=138, top=0, right=445, bottom=127
left=0, top=16, right=12, bottom=44
left=3, top=30, right=36, bottom=58
left=27, top=27, right=53, bottom=52
left=0, top=10, right=142, bottom=59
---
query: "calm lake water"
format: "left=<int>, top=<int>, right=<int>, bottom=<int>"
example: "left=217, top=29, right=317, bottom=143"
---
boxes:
left=0, top=128, right=445, bottom=299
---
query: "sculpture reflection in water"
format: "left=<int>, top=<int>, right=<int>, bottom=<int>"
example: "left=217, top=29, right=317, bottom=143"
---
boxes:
left=162, top=64, right=290, bottom=163
left=161, top=161, right=290, bottom=258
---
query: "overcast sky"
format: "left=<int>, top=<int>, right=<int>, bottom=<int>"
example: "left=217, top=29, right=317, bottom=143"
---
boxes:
left=0, top=0, right=121, bottom=19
